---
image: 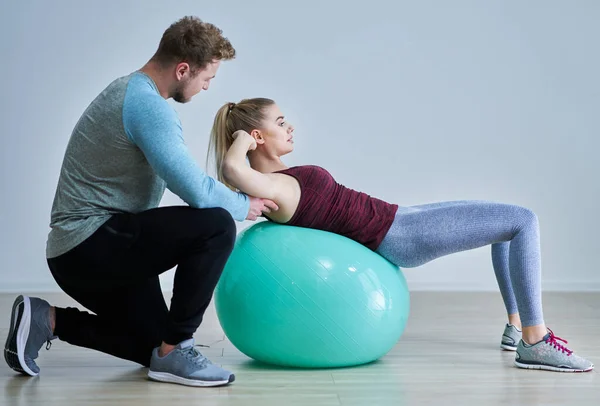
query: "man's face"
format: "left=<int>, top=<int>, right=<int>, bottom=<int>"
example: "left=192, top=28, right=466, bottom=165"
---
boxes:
left=173, top=60, right=221, bottom=103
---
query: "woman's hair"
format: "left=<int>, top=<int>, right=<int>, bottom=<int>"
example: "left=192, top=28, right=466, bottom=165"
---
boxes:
left=207, top=97, right=275, bottom=190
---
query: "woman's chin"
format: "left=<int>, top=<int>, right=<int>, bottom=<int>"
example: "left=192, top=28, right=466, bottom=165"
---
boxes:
left=275, top=144, right=294, bottom=157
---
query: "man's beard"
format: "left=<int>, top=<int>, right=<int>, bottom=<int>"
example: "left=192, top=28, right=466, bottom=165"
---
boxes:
left=172, top=82, right=190, bottom=103
left=173, top=88, right=188, bottom=103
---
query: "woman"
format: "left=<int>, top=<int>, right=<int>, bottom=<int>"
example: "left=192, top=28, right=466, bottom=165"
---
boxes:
left=207, top=97, right=593, bottom=373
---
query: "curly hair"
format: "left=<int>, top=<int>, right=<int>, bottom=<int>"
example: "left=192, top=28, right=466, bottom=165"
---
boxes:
left=152, top=16, right=235, bottom=72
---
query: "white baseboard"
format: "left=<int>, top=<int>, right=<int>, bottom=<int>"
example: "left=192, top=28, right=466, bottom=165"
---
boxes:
left=1, top=281, right=63, bottom=294
left=1, top=280, right=599, bottom=294
left=406, top=280, right=600, bottom=292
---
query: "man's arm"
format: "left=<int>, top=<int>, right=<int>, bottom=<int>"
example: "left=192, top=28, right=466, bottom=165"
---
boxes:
left=123, top=96, right=250, bottom=221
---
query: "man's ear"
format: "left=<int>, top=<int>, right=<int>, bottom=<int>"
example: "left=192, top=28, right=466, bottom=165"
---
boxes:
left=175, top=62, right=191, bottom=80
left=251, top=129, right=265, bottom=145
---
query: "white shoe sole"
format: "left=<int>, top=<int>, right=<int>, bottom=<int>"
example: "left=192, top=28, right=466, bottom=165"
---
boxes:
left=501, top=343, right=517, bottom=351
left=148, top=371, right=233, bottom=387
left=515, top=360, right=594, bottom=372
left=4, top=295, right=36, bottom=376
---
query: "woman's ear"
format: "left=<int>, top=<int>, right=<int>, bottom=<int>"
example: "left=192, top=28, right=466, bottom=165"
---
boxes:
left=251, top=129, right=265, bottom=145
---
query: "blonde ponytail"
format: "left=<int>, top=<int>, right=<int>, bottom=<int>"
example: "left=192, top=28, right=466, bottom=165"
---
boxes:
left=206, top=97, right=276, bottom=191
left=207, top=103, right=236, bottom=190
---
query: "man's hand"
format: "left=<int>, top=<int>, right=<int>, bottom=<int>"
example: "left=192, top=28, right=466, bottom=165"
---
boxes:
left=246, top=196, right=279, bottom=221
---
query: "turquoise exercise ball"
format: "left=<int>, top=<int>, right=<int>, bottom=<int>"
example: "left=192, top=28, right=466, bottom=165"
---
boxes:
left=214, top=222, right=410, bottom=368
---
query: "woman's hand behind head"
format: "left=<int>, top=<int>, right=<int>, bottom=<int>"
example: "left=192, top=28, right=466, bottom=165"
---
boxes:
left=232, top=130, right=257, bottom=151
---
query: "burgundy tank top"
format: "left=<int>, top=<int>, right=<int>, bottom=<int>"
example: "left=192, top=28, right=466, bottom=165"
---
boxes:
left=272, top=165, right=398, bottom=251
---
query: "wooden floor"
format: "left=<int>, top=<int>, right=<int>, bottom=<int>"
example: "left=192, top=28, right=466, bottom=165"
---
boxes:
left=1, top=291, right=598, bottom=405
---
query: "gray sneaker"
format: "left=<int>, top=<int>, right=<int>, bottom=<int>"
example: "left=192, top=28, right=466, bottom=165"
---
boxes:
left=4, top=295, right=56, bottom=376
left=501, top=323, right=522, bottom=351
left=515, top=329, right=594, bottom=372
left=148, top=338, right=235, bottom=387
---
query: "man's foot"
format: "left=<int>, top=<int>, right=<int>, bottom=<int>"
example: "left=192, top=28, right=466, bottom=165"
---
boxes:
left=4, top=295, right=56, bottom=376
left=514, top=328, right=594, bottom=372
left=501, top=323, right=522, bottom=351
left=148, top=338, right=235, bottom=387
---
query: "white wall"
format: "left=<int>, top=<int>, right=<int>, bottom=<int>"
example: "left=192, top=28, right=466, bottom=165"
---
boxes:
left=1, top=0, right=599, bottom=293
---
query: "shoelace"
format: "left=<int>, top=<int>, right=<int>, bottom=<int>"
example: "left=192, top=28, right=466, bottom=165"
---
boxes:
left=544, top=328, right=573, bottom=356
left=183, top=346, right=209, bottom=366
left=195, top=344, right=214, bottom=364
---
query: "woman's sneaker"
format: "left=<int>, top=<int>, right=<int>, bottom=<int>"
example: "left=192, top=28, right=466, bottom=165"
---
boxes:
left=501, top=323, right=522, bottom=351
left=514, top=328, right=594, bottom=372
left=4, top=295, right=56, bottom=376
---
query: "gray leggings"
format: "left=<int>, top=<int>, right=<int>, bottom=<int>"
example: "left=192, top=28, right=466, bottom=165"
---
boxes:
left=376, top=200, right=543, bottom=327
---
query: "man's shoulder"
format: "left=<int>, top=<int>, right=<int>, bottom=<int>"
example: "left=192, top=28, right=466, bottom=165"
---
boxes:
left=122, top=72, right=177, bottom=121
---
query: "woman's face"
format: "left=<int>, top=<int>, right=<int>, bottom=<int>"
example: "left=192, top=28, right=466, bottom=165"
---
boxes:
left=254, top=104, right=295, bottom=157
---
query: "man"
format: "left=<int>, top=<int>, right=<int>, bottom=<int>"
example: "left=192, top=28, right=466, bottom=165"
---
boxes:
left=3, top=16, right=277, bottom=387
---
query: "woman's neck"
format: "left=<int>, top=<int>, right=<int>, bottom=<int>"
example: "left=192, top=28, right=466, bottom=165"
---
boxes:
left=248, top=153, right=288, bottom=174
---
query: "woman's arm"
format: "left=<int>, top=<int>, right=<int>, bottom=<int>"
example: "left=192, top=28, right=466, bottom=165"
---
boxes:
left=222, top=131, right=281, bottom=201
